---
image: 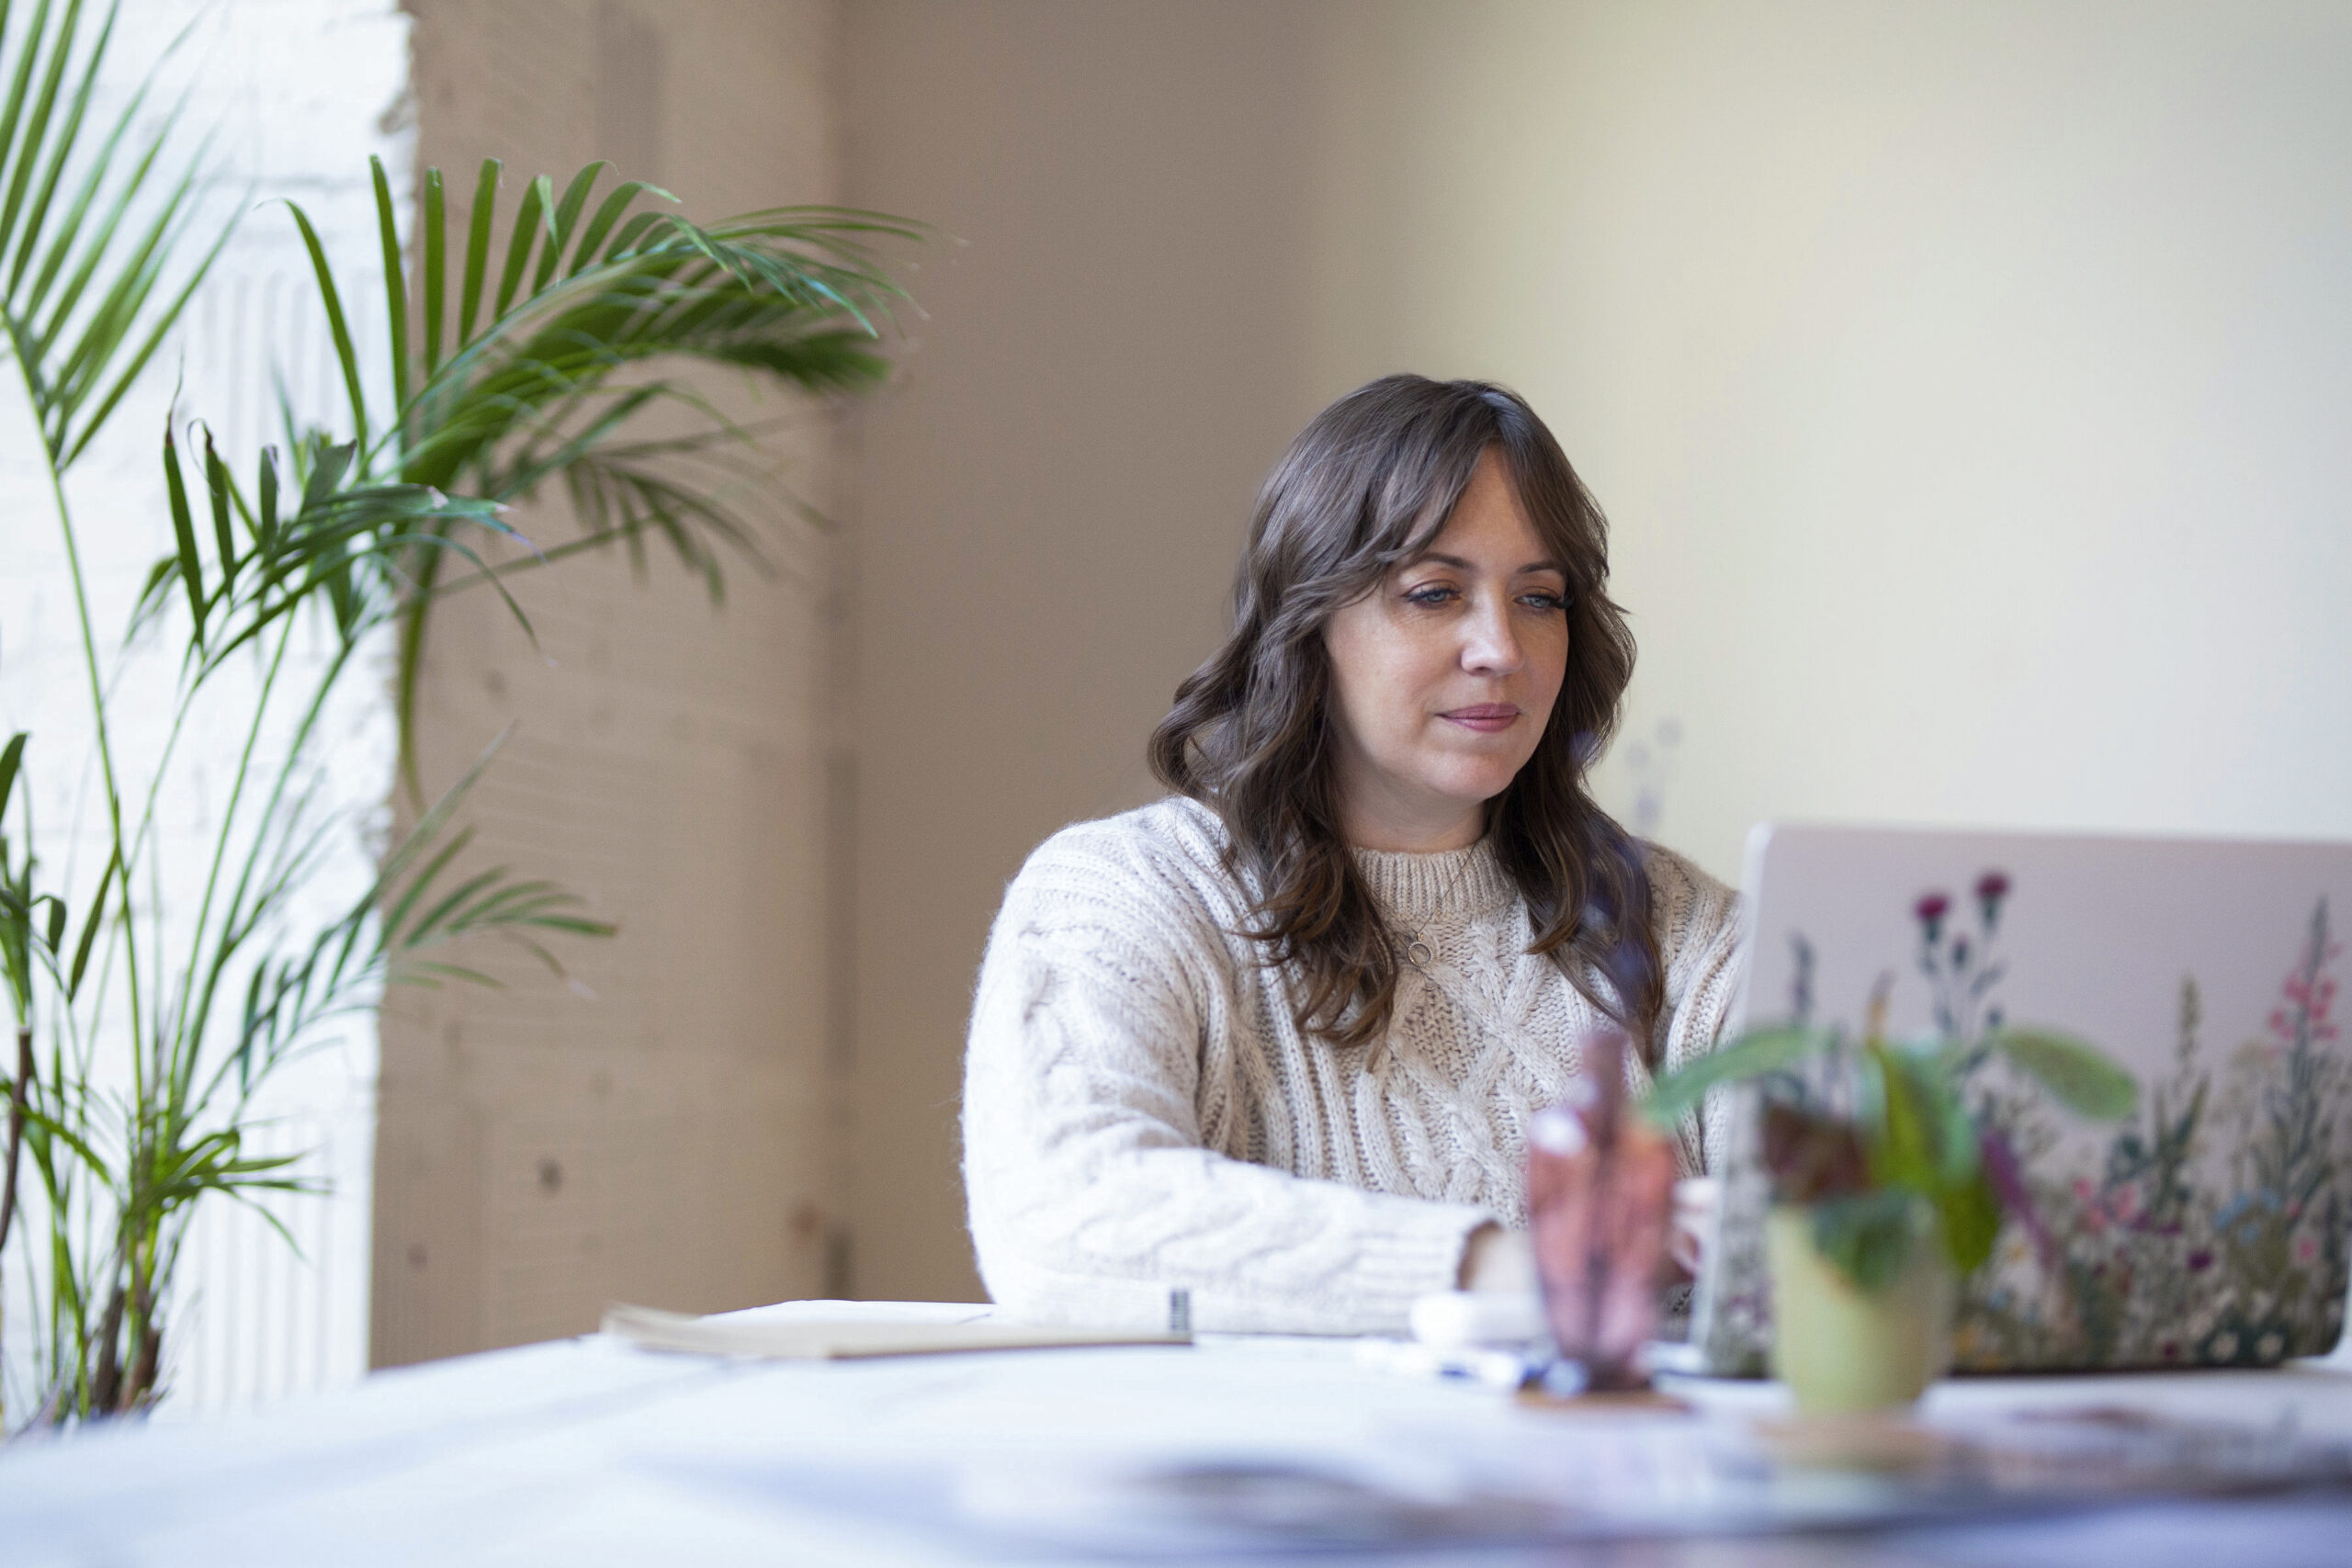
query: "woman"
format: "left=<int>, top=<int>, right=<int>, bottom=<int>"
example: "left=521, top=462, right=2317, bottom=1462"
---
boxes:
left=962, top=375, right=1742, bottom=1334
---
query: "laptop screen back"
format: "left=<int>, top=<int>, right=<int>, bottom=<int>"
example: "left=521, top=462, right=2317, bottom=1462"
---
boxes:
left=1690, top=823, right=2352, bottom=1375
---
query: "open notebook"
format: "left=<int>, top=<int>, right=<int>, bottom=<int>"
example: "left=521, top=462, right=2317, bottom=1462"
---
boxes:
left=603, top=1302, right=1190, bottom=1360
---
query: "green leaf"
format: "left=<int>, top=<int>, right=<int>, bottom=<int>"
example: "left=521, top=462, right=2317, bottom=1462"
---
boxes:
left=58, top=188, right=238, bottom=468
left=23, top=85, right=172, bottom=355
left=283, top=197, right=368, bottom=453
left=66, top=842, right=114, bottom=998
left=491, top=173, right=548, bottom=321
left=19, top=33, right=146, bottom=320
left=299, top=437, right=356, bottom=512
left=161, top=414, right=204, bottom=636
left=47, top=137, right=193, bottom=387
left=535, top=160, right=603, bottom=293
left=20, top=1101, right=106, bottom=1177
left=1991, top=1028, right=2137, bottom=1121
left=0, top=4, right=63, bottom=236
left=598, top=208, right=664, bottom=263
left=1809, top=1189, right=1919, bottom=1293
left=567, top=178, right=665, bottom=276
left=1934, top=1076, right=1981, bottom=1187
left=256, top=444, right=279, bottom=549
left=420, top=165, right=445, bottom=376
left=201, top=424, right=234, bottom=589
left=370, top=154, right=408, bottom=418
left=404, top=864, right=509, bottom=946
left=379, top=823, right=475, bottom=942
left=458, top=157, right=499, bottom=344
left=1937, top=1171, right=2002, bottom=1276
left=0, top=0, right=81, bottom=264
left=1641, top=1024, right=1829, bottom=1127
left=1870, top=1041, right=1938, bottom=1191
left=0, top=732, right=25, bottom=825
left=6, top=0, right=115, bottom=297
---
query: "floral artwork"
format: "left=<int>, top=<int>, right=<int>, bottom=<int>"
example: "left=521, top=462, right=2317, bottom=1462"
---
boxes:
left=1955, top=897, right=2346, bottom=1370
left=1694, top=866, right=2351, bottom=1374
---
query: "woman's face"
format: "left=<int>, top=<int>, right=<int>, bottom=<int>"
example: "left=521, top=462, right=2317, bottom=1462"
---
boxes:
left=1322, top=451, right=1570, bottom=852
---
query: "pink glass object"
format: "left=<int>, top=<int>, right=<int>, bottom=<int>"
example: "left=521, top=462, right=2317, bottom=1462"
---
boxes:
left=1526, top=1030, right=1676, bottom=1391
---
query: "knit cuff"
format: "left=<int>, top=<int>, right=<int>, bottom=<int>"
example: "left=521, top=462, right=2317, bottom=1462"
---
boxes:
left=1200, top=1199, right=1497, bottom=1337
left=1345, top=1200, right=1498, bottom=1322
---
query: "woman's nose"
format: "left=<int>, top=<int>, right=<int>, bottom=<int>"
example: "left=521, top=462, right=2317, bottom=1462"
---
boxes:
left=1461, top=594, right=1523, bottom=675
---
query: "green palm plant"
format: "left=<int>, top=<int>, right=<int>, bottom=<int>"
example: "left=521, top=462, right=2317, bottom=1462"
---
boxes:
left=0, top=1, right=917, bottom=1423
left=328, top=151, right=918, bottom=794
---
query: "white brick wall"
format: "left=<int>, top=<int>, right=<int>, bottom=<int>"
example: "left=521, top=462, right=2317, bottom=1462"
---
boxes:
left=0, top=0, right=412, bottom=1413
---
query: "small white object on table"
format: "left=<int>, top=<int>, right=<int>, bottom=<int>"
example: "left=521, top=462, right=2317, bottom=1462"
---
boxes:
left=0, top=1299, right=2347, bottom=1567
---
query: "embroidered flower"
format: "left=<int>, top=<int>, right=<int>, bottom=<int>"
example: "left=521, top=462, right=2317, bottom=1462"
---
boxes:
left=2105, top=1184, right=2141, bottom=1227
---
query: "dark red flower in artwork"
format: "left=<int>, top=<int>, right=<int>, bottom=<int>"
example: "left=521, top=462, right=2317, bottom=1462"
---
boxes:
left=1914, top=892, right=1951, bottom=940
left=1975, top=872, right=2011, bottom=903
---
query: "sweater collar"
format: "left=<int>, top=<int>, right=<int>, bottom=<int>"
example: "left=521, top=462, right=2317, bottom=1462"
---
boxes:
left=1351, top=836, right=1515, bottom=928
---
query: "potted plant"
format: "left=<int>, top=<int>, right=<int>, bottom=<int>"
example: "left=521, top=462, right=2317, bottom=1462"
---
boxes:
left=1644, top=891, right=2137, bottom=1414
left=0, top=6, right=921, bottom=1424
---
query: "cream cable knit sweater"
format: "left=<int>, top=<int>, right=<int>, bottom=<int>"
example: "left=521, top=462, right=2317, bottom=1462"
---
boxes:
left=962, top=796, right=1744, bottom=1336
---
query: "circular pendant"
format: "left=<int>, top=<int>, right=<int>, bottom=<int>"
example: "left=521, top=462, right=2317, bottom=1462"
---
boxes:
left=1408, top=938, right=1434, bottom=967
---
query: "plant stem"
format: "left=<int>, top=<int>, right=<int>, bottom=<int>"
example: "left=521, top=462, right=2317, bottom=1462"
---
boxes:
left=0, top=1021, right=25, bottom=1430
left=16, top=348, right=150, bottom=1084
left=172, top=618, right=300, bottom=1100
left=0, top=1023, right=31, bottom=1256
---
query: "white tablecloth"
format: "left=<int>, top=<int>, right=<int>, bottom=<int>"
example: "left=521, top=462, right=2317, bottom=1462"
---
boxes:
left=5, top=1300, right=2350, bottom=1566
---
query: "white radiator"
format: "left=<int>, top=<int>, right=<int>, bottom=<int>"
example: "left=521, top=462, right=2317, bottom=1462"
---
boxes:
left=160, top=1092, right=377, bottom=1417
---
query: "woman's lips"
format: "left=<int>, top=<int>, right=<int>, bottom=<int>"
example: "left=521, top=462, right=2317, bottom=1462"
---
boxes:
left=1441, top=704, right=1521, bottom=733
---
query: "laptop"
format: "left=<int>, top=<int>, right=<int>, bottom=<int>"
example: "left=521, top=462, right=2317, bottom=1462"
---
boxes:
left=1687, top=823, right=2352, bottom=1376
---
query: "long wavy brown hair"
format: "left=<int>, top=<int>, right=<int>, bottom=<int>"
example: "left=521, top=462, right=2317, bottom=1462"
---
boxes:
left=1148, top=375, right=1663, bottom=1058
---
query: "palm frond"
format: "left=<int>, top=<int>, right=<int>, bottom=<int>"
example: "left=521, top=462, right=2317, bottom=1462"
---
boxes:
left=213, top=728, right=610, bottom=1095
left=285, top=156, right=923, bottom=796
left=0, top=0, right=234, bottom=468
left=141, top=423, right=535, bottom=686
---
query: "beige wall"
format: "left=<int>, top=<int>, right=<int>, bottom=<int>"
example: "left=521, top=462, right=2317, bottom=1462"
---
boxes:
left=841, top=0, right=2352, bottom=1302
left=841, top=0, right=1329, bottom=1302
left=1304, top=0, right=2352, bottom=881
left=372, top=0, right=851, bottom=1364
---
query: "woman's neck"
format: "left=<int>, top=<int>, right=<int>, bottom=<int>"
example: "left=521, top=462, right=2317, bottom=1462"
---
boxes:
left=1340, top=797, right=1487, bottom=854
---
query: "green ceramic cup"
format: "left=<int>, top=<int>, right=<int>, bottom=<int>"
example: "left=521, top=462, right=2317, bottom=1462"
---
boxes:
left=1766, top=1203, right=1956, bottom=1414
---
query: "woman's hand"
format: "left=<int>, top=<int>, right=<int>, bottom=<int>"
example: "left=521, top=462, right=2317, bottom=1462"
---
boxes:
left=1459, top=1182, right=1716, bottom=1294
left=1457, top=1223, right=1535, bottom=1293
left=1668, top=1176, right=1720, bottom=1281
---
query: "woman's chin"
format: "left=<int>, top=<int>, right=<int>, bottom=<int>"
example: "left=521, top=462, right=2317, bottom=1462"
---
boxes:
left=1417, top=764, right=1528, bottom=816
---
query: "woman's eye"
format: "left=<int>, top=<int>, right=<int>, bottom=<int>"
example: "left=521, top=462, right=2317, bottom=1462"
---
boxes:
left=1403, top=584, right=1459, bottom=606
left=1520, top=591, right=1569, bottom=612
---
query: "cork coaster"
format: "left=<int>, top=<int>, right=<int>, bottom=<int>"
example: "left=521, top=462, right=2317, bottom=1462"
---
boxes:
left=1514, top=1383, right=1693, bottom=1416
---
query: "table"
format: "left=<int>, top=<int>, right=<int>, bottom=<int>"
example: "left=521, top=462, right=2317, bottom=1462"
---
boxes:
left=5, top=1300, right=2350, bottom=1566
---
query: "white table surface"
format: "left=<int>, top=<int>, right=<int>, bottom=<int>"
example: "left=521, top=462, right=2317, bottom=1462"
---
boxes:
left=5, top=1299, right=2350, bottom=1567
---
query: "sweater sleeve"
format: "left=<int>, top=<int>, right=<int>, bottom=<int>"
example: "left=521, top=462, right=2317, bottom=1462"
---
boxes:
left=1643, top=844, right=1747, bottom=1175
left=961, top=824, right=1494, bottom=1336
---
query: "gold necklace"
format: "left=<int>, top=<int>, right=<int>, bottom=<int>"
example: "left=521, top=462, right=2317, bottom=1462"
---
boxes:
left=1397, top=841, right=1482, bottom=969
